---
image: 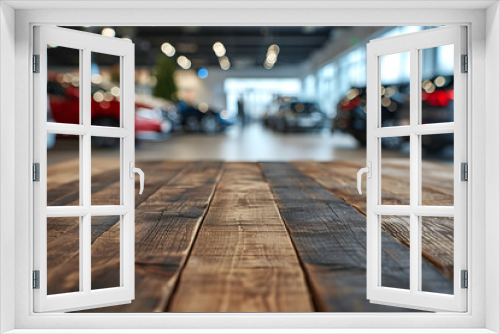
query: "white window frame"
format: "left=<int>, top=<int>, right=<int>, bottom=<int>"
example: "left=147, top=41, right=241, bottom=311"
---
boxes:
left=33, top=26, right=136, bottom=313
left=366, top=26, right=467, bottom=312
left=0, top=1, right=498, bottom=333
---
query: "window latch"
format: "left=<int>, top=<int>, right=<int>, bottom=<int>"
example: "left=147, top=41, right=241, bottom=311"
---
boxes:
left=129, top=162, right=144, bottom=195
left=357, top=162, right=372, bottom=195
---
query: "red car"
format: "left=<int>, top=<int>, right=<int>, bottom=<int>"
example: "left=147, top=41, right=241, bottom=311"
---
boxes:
left=47, top=73, right=170, bottom=147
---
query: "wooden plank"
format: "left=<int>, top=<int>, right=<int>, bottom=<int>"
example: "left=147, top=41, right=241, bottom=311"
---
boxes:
left=46, top=161, right=190, bottom=295
left=47, top=158, right=81, bottom=187
left=168, top=163, right=314, bottom=312
left=261, top=162, right=453, bottom=312
left=293, top=160, right=454, bottom=279
left=83, top=161, right=224, bottom=312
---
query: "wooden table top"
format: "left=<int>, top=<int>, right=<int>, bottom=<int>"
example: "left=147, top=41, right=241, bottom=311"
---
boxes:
left=45, top=159, right=454, bottom=312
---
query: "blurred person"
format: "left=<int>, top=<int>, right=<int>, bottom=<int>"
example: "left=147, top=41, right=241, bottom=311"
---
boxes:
left=237, top=98, right=246, bottom=128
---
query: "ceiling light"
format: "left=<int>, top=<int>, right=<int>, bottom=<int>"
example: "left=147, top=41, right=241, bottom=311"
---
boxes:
left=161, top=43, right=176, bottom=57
left=219, top=56, right=231, bottom=70
left=177, top=55, right=191, bottom=70
left=268, top=44, right=280, bottom=55
left=110, top=87, right=120, bottom=97
left=101, top=27, right=116, bottom=37
left=93, top=91, right=104, bottom=103
left=213, top=42, right=226, bottom=57
left=264, top=61, right=274, bottom=70
left=91, top=74, right=103, bottom=84
left=434, top=76, right=446, bottom=87
left=265, top=44, right=279, bottom=66
left=266, top=52, right=277, bottom=64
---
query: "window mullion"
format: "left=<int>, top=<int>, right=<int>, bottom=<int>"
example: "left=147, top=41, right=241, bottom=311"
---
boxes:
left=409, top=47, right=421, bottom=294
left=82, top=47, right=92, bottom=294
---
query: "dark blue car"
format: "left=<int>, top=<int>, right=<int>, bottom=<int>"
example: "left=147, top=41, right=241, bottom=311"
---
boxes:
left=177, top=101, right=233, bottom=134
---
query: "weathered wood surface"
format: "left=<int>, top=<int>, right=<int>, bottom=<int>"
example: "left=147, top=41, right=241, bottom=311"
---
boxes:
left=293, top=160, right=454, bottom=279
left=261, top=162, right=452, bottom=312
left=46, top=161, right=192, bottom=295
left=168, top=163, right=314, bottom=312
left=44, top=160, right=455, bottom=312
left=90, top=161, right=223, bottom=312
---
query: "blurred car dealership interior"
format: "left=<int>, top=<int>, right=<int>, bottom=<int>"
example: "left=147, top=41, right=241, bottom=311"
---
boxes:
left=47, top=25, right=454, bottom=163
left=43, top=24, right=459, bottom=313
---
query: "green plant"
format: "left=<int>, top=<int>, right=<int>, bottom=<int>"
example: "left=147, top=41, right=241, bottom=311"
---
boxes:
left=153, top=56, right=178, bottom=101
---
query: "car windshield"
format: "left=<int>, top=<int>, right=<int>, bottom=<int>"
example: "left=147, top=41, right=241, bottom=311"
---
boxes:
left=289, top=102, right=318, bottom=113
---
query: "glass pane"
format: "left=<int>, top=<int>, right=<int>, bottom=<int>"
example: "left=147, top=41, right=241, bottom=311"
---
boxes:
left=380, top=52, right=410, bottom=127
left=47, top=45, right=81, bottom=125
left=380, top=215, right=410, bottom=289
left=47, top=135, right=80, bottom=206
left=421, top=134, right=454, bottom=206
left=91, top=216, right=121, bottom=290
left=91, top=140, right=121, bottom=205
left=47, top=217, right=80, bottom=295
left=421, top=216, right=454, bottom=294
left=91, top=52, right=121, bottom=127
left=381, top=137, right=410, bottom=205
left=421, top=45, right=454, bottom=125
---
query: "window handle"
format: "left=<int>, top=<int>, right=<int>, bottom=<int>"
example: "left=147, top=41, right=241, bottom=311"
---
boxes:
left=129, top=162, right=145, bottom=195
left=357, top=162, right=371, bottom=195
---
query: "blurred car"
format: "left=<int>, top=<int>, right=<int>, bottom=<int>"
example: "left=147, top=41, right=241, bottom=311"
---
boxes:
left=270, top=101, right=327, bottom=132
left=177, top=101, right=233, bottom=134
left=135, top=94, right=182, bottom=132
left=47, top=99, right=56, bottom=149
left=263, top=96, right=297, bottom=128
left=333, top=76, right=454, bottom=151
left=47, top=74, right=172, bottom=147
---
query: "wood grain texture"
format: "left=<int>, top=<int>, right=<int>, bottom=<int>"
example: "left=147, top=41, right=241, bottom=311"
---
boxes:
left=46, top=159, right=455, bottom=312
left=293, top=160, right=454, bottom=279
left=261, top=162, right=452, bottom=312
left=46, top=161, right=190, bottom=296
left=168, top=163, right=314, bottom=312
left=90, top=161, right=224, bottom=312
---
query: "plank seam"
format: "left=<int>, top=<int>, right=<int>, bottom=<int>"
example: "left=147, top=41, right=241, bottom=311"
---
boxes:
left=296, top=162, right=453, bottom=280
left=163, top=162, right=225, bottom=312
left=258, top=162, right=318, bottom=312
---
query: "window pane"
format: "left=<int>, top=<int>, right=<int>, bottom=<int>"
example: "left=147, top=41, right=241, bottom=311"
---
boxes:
left=380, top=52, right=410, bottom=127
left=47, top=45, right=81, bottom=125
left=421, top=134, right=454, bottom=206
left=381, top=137, right=410, bottom=205
left=91, top=216, right=121, bottom=290
left=380, top=215, right=410, bottom=290
left=91, top=52, right=121, bottom=127
left=47, top=217, right=80, bottom=295
left=91, top=141, right=121, bottom=205
left=421, top=45, right=454, bottom=125
left=47, top=135, right=80, bottom=206
left=421, top=216, right=454, bottom=295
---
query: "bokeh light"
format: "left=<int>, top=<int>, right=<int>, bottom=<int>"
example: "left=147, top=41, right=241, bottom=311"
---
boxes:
left=101, top=27, right=116, bottom=37
left=198, top=68, right=209, bottom=79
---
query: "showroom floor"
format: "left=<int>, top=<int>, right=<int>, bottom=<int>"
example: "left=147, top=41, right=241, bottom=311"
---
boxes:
left=46, top=157, right=454, bottom=312
left=134, top=122, right=376, bottom=162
